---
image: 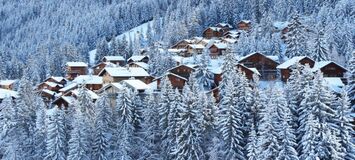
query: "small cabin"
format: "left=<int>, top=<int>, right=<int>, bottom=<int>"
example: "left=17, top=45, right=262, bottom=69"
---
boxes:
left=237, top=20, right=251, bottom=31
left=0, top=80, right=17, bottom=90
left=203, top=27, right=224, bottom=39
left=238, top=52, right=279, bottom=80
left=277, top=56, right=315, bottom=82
left=102, top=56, right=125, bottom=66
left=186, top=44, right=205, bottom=56
left=156, top=73, right=187, bottom=90
left=312, top=61, right=348, bottom=79
left=171, top=39, right=193, bottom=49
left=215, top=23, right=233, bottom=32
left=168, top=64, right=198, bottom=80
left=98, top=67, right=151, bottom=84
left=37, top=82, right=63, bottom=92
left=127, top=55, right=149, bottom=64
left=72, top=75, right=103, bottom=91
left=208, top=43, right=227, bottom=58
left=65, top=62, right=88, bottom=80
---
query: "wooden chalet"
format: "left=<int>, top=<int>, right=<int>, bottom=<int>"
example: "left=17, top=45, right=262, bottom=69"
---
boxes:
left=156, top=73, right=188, bottom=90
left=97, top=83, right=124, bottom=107
left=38, top=89, right=59, bottom=104
left=312, top=61, right=348, bottom=80
left=210, top=64, right=260, bottom=86
left=186, top=44, right=205, bottom=56
left=215, top=23, right=233, bottom=32
left=98, top=67, right=152, bottom=84
left=238, top=52, right=279, bottom=80
left=127, top=55, right=149, bottom=64
left=92, top=62, right=116, bottom=75
left=53, top=88, right=98, bottom=108
left=171, top=39, right=193, bottom=49
left=237, top=20, right=251, bottom=31
left=0, top=80, right=17, bottom=90
left=208, top=43, right=227, bottom=58
left=169, top=64, right=198, bottom=80
left=44, top=76, right=67, bottom=85
left=223, top=30, right=240, bottom=39
left=65, top=62, right=88, bottom=80
left=37, top=82, right=63, bottom=92
left=277, top=56, right=315, bottom=82
left=203, top=27, right=224, bottom=39
left=72, top=75, right=103, bottom=91
left=102, top=56, right=125, bottom=66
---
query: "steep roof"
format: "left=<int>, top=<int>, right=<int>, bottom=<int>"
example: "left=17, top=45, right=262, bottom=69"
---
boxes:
left=102, top=56, right=125, bottom=61
left=66, top=62, right=88, bottom=67
left=45, top=76, right=66, bottom=83
left=121, top=79, right=150, bottom=90
left=216, top=23, right=233, bottom=28
left=72, top=75, right=103, bottom=85
left=99, top=67, right=150, bottom=77
left=238, top=52, right=279, bottom=64
left=277, top=56, right=310, bottom=69
left=312, top=61, right=347, bottom=72
left=128, top=55, right=148, bottom=62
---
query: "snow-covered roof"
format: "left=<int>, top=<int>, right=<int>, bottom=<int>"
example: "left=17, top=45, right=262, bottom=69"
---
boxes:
left=224, top=30, right=240, bottom=35
left=238, top=52, right=279, bottom=64
left=206, top=27, right=223, bottom=32
left=312, top=61, right=347, bottom=72
left=221, top=38, right=238, bottom=43
left=323, top=77, right=345, bottom=93
left=44, top=82, right=63, bottom=88
left=66, top=62, right=88, bottom=67
left=249, top=68, right=261, bottom=75
left=168, top=64, right=198, bottom=71
left=92, top=62, right=117, bottom=68
left=208, top=66, right=222, bottom=74
left=46, top=76, right=66, bottom=83
left=187, top=44, right=205, bottom=49
left=130, top=62, right=149, bottom=70
left=167, top=72, right=188, bottom=81
left=128, top=55, right=148, bottom=62
left=59, top=83, right=78, bottom=92
left=168, top=49, right=187, bottom=53
left=97, top=82, right=124, bottom=93
left=41, top=89, right=56, bottom=96
left=61, top=96, right=76, bottom=105
left=0, top=88, right=19, bottom=99
left=273, top=21, right=290, bottom=30
left=72, top=75, right=103, bottom=85
left=121, top=79, right=150, bottom=90
left=240, top=20, right=251, bottom=24
left=102, top=56, right=125, bottom=61
left=0, top=80, right=16, bottom=86
left=99, top=67, right=150, bottom=77
left=277, top=56, right=309, bottom=69
left=210, top=43, right=228, bottom=49
left=71, top=89, right=99, bottom=100
left=216, top=23, right=233, bottom=28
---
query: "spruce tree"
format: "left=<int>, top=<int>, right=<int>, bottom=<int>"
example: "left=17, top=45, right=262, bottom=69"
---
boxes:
left=348, top=51, right=355, bottom=107
left=33, top=97, right=47, bottom=160
left=92, top=92, right=113, bottom=160
left=311, top=29, right=329, bottom=61
left=285, top=15, right=308, bottom=58
left=96, top=38, right=110, bottom=63
left=45, top=107, right=66, bottom=160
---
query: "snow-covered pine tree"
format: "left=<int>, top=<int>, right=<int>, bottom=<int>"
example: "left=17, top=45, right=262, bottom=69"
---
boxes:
left=142, top=93, right=162, bottom=159
left=33, top=97, right=47, bottom=160
left=217, top=78, right=245, bottom=160
left=333, top=90, right=355, bottom=160
left=277, top=91, right=299, bottom=160
left=92, top=92, right=113, bottom=160
left=109, top=35, right=119, bottom=56
left=166, top=89, right=182, bottom=159
left=246, top=123, right=258, bottom=160
left=45, top=107, right=66, bottom=160
left=96, top=38, right=110, bottom=63
left=299, top=114, right=320, bottom=160
left=348, top=51, right=355, bottom=107
left=113, top=86, right=135, bottom=160
left=200, top=92, right=218, bottom=156
left=130, top=90, right=146, bottom=160
left=196, top=49, right=215, bottom=91
left=68, top=102, right=92, bottom=160
left=157, top=77, right=175, bottom=159
left=257, top=89, right=282, bottom=160
left=285, top=15, right=308, bottom=58
left=207, top=136, right=224, bottom=160
left=174, top=83, right=204, bottom=160
left=310, top=29, right=329, bottom=61
left=77, top=85, right=95, bottom=120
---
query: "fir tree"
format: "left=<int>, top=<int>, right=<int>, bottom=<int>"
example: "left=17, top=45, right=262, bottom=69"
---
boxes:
left=348, top=51, right=355, bottom=107
left=311, top=29, right=329, bottom=61
left=285, top=15, right=308, bottom=58
left=45, top=107, right=66, bottom=160
left=33, top=97, right=47, bottom=160
left=299, top=114, right=320, bottom=160
left=92, top=92, right=113, bottom=160
left=246, top=123, right=258, bottom=160
left=96, top=38, right=110, bottom=63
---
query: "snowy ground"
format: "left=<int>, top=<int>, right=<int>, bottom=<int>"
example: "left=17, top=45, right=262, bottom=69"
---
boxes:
left=89, top=21, right=153, bottom=65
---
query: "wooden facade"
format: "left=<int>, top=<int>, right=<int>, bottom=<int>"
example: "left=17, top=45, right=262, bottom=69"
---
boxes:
left=169, top=65, right=198, bottom=80
left=209, top=44, right=227, bottom=58
left=127, top=56, right=149, bottom=64
left=203, top=27, right=224, bottom=39
left=102, top=56, right=125, bottom=66
left=66, top=66, right=87, bottom=80
left=238, top=52, right=279, bottom=80
left=215, top=23, right=233, bottom=32
left=279, top=57, right=315, bottom=82
left=156, top=73, right=187, bottom=90
left=237, top=20, right=251, bottom=31
left=171, top=39, right=192, bottom=49
left=37, top=82, right=63, bottom=92
left=318, top=62, right=347, bottom=78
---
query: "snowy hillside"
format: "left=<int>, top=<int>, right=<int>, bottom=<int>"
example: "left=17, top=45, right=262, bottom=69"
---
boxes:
left=89, top=21, right=153, bottom=65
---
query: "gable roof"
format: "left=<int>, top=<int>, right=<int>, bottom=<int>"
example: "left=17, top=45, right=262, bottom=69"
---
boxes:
left=44, top=82, right=63, bottom=88
left=99, top=67, right=150, bottom=77
left=168, top=64, right=199, bottom=72
left=209, top=43, right=228, bottom=49
left=129, top=62, right=149, bottom=70
left=102, top=56, right=125, bottom=61
left=0, top=88, right=19, bottom=99
left=121, top=79, right=150, bottom=90
left=277, top=56, right=313, bottom=69
left=59, top=83, right=78, bottom=92
left=240, top=20, right=251, bottom=24
left=0, top=80, right=17, bottom=86
left=187, top=44, right=205, bottom=49
left=45, top=76, right=66, bottom=83
left=71, top=89, right=99, bottom=100
left=216, top=23, right=233, bottom=28
left=66, top=62, right=88, bottom=67
left=72, top=75, right=103, bottom=85
left=312, top=61, right=347, bottom=72
left=128, top=55, right=148, bottom=62
left=238, top=52, right=279, bottom=64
